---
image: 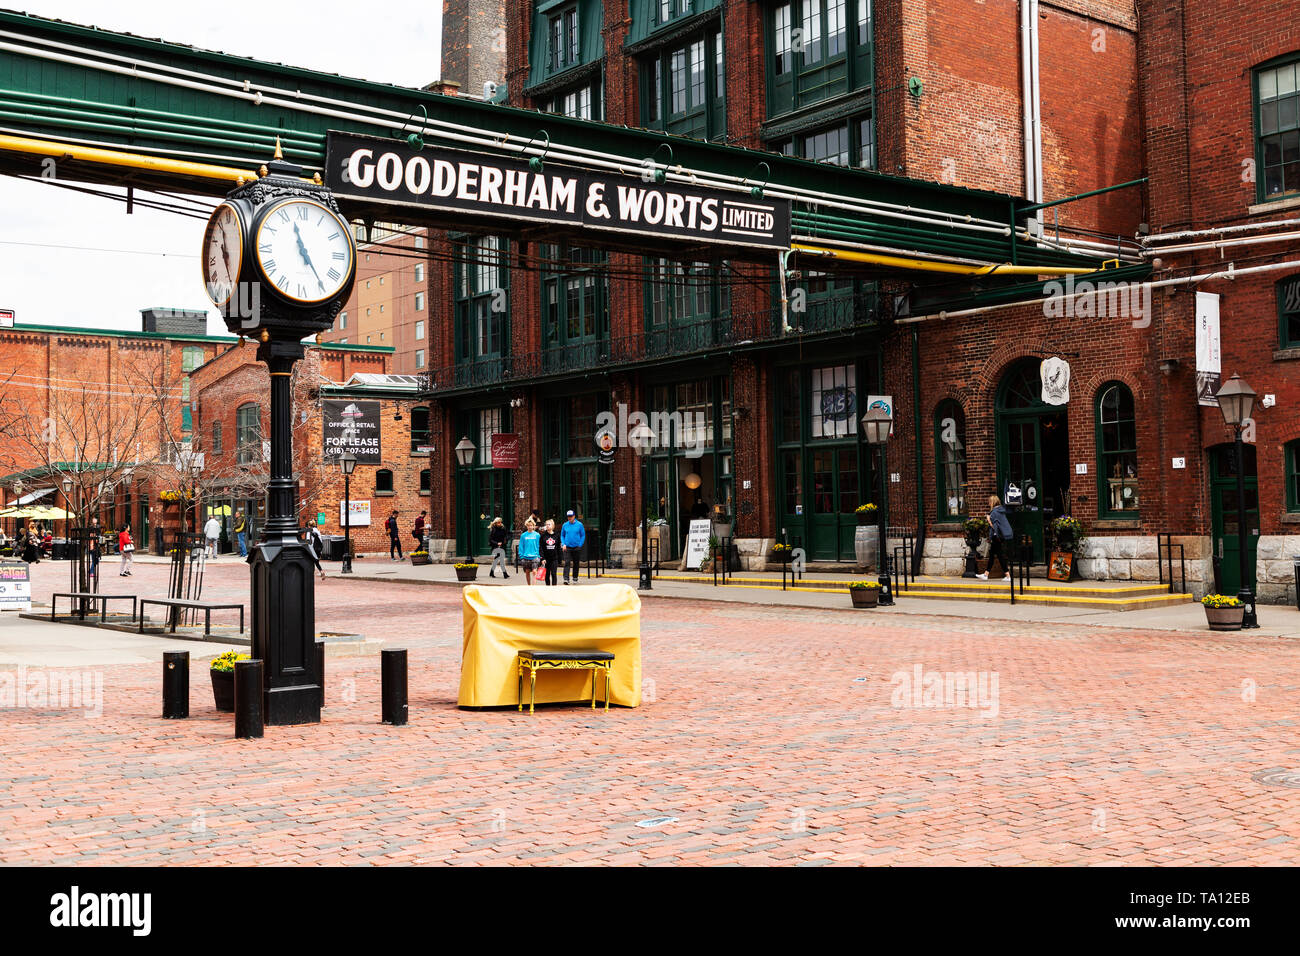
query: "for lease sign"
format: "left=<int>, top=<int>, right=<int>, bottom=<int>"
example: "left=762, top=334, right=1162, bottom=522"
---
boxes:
left=325, top=132, right=791, bottom=252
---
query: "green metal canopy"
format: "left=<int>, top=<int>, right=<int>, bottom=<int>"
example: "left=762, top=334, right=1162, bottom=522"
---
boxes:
left=0, top=7, right=1134, bottom=277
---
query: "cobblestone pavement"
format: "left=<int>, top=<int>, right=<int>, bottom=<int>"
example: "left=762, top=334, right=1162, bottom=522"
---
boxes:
left=3, top=560, right=1299, bottom=865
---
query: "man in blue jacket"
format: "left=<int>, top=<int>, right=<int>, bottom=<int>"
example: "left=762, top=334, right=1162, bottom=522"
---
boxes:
left=560, top=510, right=586, bottom=584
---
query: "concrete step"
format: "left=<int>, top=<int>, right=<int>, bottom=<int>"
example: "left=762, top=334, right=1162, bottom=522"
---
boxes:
left=896, top=578, right=1195, bottom=611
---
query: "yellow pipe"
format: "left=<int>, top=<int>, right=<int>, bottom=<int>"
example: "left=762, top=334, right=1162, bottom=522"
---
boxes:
left=792, top=242, right=1106, bottom=276
left=0, top=133, right=261, bottom=183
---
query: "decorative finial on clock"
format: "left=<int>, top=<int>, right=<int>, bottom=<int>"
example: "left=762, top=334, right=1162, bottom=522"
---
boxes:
left=273, top=137, right=283, bottom=160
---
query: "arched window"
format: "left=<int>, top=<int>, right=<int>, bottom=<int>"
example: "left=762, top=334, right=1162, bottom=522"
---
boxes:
left=236, top=403, right=261, bottom=465
left=1096, top=383, right=1138, bottom=516
left=375, top=469, right=394, bottom=494
left=934, top=399, right=967, bottom=519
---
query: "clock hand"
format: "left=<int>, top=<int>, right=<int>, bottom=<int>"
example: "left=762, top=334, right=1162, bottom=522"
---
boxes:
left=293, top=222, right=327, bottom=291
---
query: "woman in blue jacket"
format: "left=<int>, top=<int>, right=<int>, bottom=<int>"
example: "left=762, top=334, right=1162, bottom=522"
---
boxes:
left=517, top=518, right=540, bottom=585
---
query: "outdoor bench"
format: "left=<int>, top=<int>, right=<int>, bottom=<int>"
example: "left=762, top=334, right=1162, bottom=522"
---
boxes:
left=138, top=597, right=245, bottom=636
left=51, top=591, right=137, bottom=623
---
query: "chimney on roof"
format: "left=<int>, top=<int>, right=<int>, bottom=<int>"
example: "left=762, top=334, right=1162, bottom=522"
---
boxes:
left=423, top=79, right=461, bottom=97
left=141, top=308, right=207, bottom=336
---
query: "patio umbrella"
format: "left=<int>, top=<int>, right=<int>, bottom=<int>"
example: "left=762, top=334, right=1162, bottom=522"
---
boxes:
left=27, top=505, right=71, bottom=520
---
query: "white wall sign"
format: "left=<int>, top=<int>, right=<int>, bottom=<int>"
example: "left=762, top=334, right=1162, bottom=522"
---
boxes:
left=1075, top=463, right=1088, bottom=475
left=1172, top=457, right=1186, bottom=469
left=339, top=499, right=372, bottom=527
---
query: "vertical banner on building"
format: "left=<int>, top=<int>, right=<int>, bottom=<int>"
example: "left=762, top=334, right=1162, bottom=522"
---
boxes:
left=1196, top=291, right=1222, bottom=406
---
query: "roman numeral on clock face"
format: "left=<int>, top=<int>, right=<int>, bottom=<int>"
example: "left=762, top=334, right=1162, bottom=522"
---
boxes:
left=276, top=275, right=288, bottom=290
left=263, top=259, right=276, bottom=273
left=332, top=251, right=345, bottom=260
left=259, top=244, right=272, bottom=254
left=328, top=268, right=341, bottom=282
left=297, top=207, right=309, bottom=220
left=278, top=209, right=290, bottom=223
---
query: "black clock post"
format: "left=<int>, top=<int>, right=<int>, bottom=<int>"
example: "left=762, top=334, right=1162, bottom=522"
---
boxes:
left=213, top=147, right=356, bottom=725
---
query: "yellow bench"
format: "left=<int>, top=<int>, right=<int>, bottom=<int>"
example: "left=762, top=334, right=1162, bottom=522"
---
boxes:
left=517, top=649, right=614, bottom=714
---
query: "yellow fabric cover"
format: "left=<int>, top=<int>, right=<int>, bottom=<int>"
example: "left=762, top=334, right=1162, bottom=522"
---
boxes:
left=458, top=583, right=642, bottom=708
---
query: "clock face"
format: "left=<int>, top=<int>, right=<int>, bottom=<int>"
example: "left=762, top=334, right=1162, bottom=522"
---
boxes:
left=254, top=199, right=354, bottom=304
left=202, top=204, right=243, bottom=307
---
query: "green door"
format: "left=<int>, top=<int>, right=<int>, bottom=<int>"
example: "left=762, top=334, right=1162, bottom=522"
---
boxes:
left=808, top=447, right=861, bottom=561
left=996, top=361, right=1071, bottom=563
left=1210, top=443, right=1258, bottom=595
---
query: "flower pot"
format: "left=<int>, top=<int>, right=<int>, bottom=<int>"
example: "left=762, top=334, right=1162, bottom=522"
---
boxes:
left=455, top=565, right=479, bottom=582
left=856, top=514, right=873, bottom=526
left=210, top=669, right=235, bottom=712
left=850, top=587, right=880, bottom=608
left=410, top=554, right=431, bottom=566
left=1204, top=605, right=1245, bottom=631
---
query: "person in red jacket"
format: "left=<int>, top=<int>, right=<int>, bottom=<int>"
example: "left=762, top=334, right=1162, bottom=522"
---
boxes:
left=118, top=522, right=134, bottom=576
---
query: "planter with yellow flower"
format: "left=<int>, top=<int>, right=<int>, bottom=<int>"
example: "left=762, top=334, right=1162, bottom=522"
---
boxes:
left=848, top=580, right=882, bottom=608
left=454, top=562, right=479, bottom=582
left=1202, top=594, right=1244, bottom=631
left=409, top=550, right=431, bottom=567
left=209, top=650, right=250, bottom=712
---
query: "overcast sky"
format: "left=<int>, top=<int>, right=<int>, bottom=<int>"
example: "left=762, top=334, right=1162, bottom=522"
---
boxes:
left=0, top=1, right=443, bottom=335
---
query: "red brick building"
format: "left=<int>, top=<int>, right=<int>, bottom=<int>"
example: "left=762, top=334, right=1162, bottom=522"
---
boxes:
left=0, top=314, right=234, bottom=550
left=188, top=340, right=434, bottom=556
left=417, top=0, right=1167, bottom=575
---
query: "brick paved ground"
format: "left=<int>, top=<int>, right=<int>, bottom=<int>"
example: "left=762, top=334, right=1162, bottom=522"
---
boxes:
left=2, top=559, right=1299, bottom=865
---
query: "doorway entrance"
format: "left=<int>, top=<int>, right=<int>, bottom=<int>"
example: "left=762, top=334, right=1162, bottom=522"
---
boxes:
left=1209, top=442, right=1258, bottom=595
left=995, top=360, right=1070, bottom=563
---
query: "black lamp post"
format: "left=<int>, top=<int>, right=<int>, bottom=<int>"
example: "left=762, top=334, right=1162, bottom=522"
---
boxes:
left=629, top=421, right=656, bottom=591
left=1215, top=373, right=1259, bottom=628
left=861, top=406, right=894, bottom=606
left=455, top=437, right=476, bottom=564
left=340, top=451, right=356, bottom=574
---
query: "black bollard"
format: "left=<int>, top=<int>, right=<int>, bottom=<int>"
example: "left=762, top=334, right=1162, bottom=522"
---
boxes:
left=162, top=651, right=189, bottom=719
left=234, top=659, right=264, bottom=739
left=381, top=648, right=408, bottom=726
left=316, top=638, right=325, bottom=709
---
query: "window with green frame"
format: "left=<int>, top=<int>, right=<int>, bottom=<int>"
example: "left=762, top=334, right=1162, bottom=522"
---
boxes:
left=1277, top=274, right=1300, bottom=348
left=236, top=403, right=261, bottom=466
left=766, top=0, right=872, bottom=118
left=541, top=245, right=609, bottom=371
left=180, top=345, right=203, bottom=433
left=549, top=4, right=580, bottom=72
left=527, top=0, right=603, bottom=90
left=776, top=114, right=874, bottom=169
left=934, top=399, right=967, bottom=520
left=1096, top=383, right=1139, bottom=517
left=541, top=78, right=602, bottom=120
left=453, top=235, right=509, bottom=376
left=1255, top=55, right=1300, bottom=202
left=641, top=30, right=725, bottom=141
left=1286, top=440, right=1300, bottom=512
left=409, top=406, right=430, bottom=454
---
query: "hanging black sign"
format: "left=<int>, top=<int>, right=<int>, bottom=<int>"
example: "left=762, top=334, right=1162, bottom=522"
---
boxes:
left=323, top=399, right=382, bottom=463
left=325, top=131, right=791, bottom=251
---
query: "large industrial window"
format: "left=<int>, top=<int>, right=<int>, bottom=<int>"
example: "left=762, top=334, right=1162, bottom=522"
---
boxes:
left=1256, top=56, right=1300, bottom=201
left=236, top=403, right=261, bottom=465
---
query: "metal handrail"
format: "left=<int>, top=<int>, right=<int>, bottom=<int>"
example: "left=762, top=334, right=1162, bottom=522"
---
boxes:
left=1157, top=532, right=1187, bottom=595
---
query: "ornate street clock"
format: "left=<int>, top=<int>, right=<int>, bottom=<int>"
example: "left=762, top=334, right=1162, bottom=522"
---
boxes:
left=201, top=143, right=357, bottom=726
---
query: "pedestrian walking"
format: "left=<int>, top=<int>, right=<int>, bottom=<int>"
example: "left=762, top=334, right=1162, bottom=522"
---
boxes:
left=22, top=529, right=40, bottom=564
left=976, top=494, right=1014, bottom=581
left=487, top=516, right=510, bottom=579
left=412, top=510, right=427, bottom=551
left=87, top=517, right=101, bottom=581
left=118, top=522, right=134, bottom=576
left=203, top=513, right=222, bottom=559
left=233, top=510, right=248, bottom=557
left=560, top=510, right=585, bottom=584
left=386, top=510, right=403, bottom=560
left=306, top=521, right=326, bottom=581
left=518, top=518, right=540, bottom=586
left=540, top=519, right=561, bottom=586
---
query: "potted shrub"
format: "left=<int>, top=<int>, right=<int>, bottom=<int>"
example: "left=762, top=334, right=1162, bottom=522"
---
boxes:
left=1202, top=593, right=1245, bottom=631
left=209, top=650, right=249, bottom=712
left=854, top=502, right=878, bottom=526
left=409, top=549, right=431, bottom=566
left=848, top=580, right=882, bottom=607
left=454, top=561, right=479, bottom=582
left=961, top=516, right=989, bottom=578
